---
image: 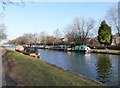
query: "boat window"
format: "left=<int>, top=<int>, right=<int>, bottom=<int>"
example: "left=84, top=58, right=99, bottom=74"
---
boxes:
left=81, top=47, right=84, bottom=49
left=25, top=47, right=38, bottom=53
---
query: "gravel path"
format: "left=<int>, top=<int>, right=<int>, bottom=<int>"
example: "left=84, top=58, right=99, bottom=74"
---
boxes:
left=0, top=47, right=6, bottom=87
left=0, top=47, right=17, bottom=87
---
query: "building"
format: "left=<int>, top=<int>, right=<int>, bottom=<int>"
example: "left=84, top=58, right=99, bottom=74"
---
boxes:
left=112, top=33, right=120, bottom=45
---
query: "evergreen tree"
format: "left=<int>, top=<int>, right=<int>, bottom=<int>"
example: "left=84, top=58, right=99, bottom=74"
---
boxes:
left=98, top=20, right=112, bottom=45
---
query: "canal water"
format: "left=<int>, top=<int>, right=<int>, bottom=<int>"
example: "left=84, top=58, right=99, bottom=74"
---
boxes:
left=5, top=46, right=119, bottom=86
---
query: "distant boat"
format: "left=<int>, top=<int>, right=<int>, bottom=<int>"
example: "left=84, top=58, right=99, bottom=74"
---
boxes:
left=78, top=45, right=91, bottom=53
left=15, top=46, right=40, bottom=58
left=67, top=45, right=91, bottom=53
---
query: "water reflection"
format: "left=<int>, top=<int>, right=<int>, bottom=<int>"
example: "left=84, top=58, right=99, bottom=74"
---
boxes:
left=85, top=53, right=91, bottom=57
left=96, top=54, right=112, bottom=83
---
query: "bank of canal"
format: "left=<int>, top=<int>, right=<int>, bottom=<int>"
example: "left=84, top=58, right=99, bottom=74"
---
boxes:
left=5, top=46, right=119, bottom=86
left=2, top=47, right=102, bottom=86
left=39, top=49, right=119, bottom=86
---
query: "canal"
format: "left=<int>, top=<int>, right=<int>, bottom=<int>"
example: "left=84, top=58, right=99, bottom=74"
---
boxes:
left=5, top=46, right=119, bottom=86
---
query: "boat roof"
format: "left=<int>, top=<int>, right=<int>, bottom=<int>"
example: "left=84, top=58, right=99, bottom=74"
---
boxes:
left=79, top=45, right=89, bottom=48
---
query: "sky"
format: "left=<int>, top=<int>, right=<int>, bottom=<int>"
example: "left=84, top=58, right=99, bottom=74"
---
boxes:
left=2, top=2, right=118, bottom=40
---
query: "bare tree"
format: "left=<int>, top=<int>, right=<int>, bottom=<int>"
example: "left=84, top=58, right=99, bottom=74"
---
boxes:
left=0, top=0, right=24, bottom=9
left=64, top=17, right=96, bottom=45
left=53, top=29, right=62, bottom=39
left=118, top=1, right=120, bottom=36
left=64, top=24, right=78, bottom=44
left=74, top=17, right=96, bottom=44
left=6, top=33, right=37, bottom=45
left=106, top=5, right=119, bottom=36
left=0, top=23, right=7, bottom=41
left=45, top=35, right=55, bottom=45
left=22, top=33, right=35, bottom=44
left=0, top=0, right=24, bottom=42
left=37, top=32, right=48, bottom=44
left=53, top=29, right=62, bottom=45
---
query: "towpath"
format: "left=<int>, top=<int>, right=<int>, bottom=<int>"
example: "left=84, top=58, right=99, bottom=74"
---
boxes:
left=0, top=47, right=6, bottom=87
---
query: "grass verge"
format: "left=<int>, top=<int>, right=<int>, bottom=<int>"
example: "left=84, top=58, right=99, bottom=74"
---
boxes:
left=3, top=48, right=102, bottom=86
left=91, top=49, right=120, bottom=55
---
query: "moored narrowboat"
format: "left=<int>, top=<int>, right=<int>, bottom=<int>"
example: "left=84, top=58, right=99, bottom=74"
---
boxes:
left=67, top=45, right=91, bottom=53
left=15, top=46, right=40, bottom=58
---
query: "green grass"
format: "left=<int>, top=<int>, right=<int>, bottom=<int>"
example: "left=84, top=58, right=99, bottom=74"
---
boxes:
left=3, top=49, right=103, bottom=86
left=91, top=49, right=120, bottom=55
